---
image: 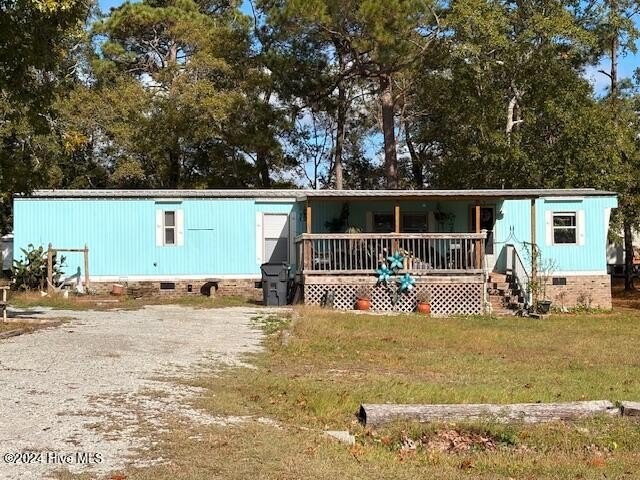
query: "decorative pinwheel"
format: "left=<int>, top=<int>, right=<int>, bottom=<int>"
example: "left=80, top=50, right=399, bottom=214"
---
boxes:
left=376, top=264, right=392, bottom=284
left=387, top=251, right=404, bottom=271
left=396, top=273, right=416, bottom=292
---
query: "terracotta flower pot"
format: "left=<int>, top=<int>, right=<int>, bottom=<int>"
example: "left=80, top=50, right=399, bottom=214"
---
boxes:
left=355, top=298, right=371, bottom=311
left=416, top=302, right=431, bottom=314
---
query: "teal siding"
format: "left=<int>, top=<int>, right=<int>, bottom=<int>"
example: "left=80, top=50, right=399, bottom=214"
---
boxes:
left=493, top=197, right=618, bottom=274
left=536, top=197, right=617, bottom=273
left=14, top=198, right=295, bottom=278
left=13, top=193, right=617, bottom=279
left=494, top=199, right=532, bottom=272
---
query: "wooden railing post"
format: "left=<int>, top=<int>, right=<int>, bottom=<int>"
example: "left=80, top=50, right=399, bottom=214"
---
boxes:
left=480, top=229, right=487, bottom=271
left=303, top=238, right=312, bottom=270
left=474, top=202, right=481, bottom=268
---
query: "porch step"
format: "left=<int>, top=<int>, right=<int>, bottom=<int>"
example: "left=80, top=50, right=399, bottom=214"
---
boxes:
left=487, top=273, right=524, bottom=316
left=488, top=281, right=511, bottom=291
left=488, top=273, right=508, bottom=283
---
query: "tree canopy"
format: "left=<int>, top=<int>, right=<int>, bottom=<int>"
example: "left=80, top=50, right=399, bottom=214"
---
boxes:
left=1, top=0, right=640, bottom=239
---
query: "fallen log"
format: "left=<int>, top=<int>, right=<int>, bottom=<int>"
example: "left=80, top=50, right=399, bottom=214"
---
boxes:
left=620, top=401, right=640, bottom=417
left=358, top=400, right=619, bottom=427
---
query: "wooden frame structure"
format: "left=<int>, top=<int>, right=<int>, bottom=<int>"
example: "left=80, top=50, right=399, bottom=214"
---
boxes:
left=0, top=286, right=7, bottom=322
left=47, top=244, right=90, bottom=294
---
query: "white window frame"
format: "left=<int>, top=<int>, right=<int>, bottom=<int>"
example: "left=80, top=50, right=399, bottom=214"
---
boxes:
left=163, top=210, right=177, bottom=246
left=552, top=211, right=578, bottom=245
left=156, top=207, right=184, bottom=247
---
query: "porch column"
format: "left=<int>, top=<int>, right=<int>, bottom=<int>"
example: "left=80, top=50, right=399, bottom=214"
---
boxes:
left=475, top=201, right=481, bottom=268
left=304, top=201, right=312, bottom=270
left=393, top=200, right=400, bottom=252
left=530, top=198, right=537, bottom=303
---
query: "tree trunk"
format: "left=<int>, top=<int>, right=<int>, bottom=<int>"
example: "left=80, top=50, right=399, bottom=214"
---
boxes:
left=624, top=219, right=634, bottom=290
left=256, top=150, right=271, bottom=188
left=167, top=149, right=181, bottom=187
left=380, top=73, right=398, bottom=189
left=505, top=87, right=523, bottom=140
left=404, top=120, right=424, bottom=188
left=611, top=0, right=619, bottom=99
left=359, top=401, right=618, bottom=427
left=333, top=51, right=346, bottom=190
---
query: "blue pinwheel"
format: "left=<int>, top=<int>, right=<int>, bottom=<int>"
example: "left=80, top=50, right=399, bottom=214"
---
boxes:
left=376, top=264, right=392, bottom=284
left=387, top=251, right=404, bottom=271
left=396, top=273, right=416, bottom=292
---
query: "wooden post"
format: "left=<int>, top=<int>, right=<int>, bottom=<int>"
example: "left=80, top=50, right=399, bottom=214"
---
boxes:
left=303, top=238, right=312, bottom=271
left=47, top=243, right=53, bottom=294
left=394, top=201, right=400, bottom=233
left=306, top=201, right=312, bottom=234
left=475, top=202, right=481, bottom=268
left=2, top=287, right=6, bottom=322
left=84, top=244, right=90, bottom=289
left=530, top=199, right=537, bottom=247
left=393, top=200, right=400, bottom=252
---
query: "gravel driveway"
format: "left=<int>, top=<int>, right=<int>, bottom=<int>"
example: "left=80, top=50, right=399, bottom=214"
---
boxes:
left=0, top=305, right=270, bottom=480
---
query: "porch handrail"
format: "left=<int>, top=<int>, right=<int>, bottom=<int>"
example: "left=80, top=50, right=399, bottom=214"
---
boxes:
left=296, top=232, right=487, bottom=241
left=295, top=232, right=487, bottom=275
left=506, top=243, right=531, bottom=308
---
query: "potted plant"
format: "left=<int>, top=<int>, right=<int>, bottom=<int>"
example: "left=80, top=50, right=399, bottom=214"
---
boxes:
left=355, top=286, right=372, bottom=311
left=524, top=244, right=557, bottom=314
left=416, top=291, right=431, bottom=314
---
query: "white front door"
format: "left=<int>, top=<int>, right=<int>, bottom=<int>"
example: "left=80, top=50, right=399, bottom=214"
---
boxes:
left=263, top=214, right=290, bottom=263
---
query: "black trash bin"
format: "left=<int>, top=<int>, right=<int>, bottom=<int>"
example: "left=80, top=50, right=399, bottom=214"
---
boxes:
left=261, top=263, right=290, bottom=306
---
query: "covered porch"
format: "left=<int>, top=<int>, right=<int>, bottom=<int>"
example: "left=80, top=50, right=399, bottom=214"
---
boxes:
left=293, top=191, right=504, bottom=315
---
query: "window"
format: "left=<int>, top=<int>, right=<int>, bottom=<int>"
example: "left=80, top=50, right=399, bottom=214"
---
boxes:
left=373, top=213, right=394, bottom=233
left=164, top=211, right=176, bottom=245
left=402, top=213, right=428, bottom=233
left=553, top=212, right=577, bottom=244
left=263, top=214, right=289, bottom=263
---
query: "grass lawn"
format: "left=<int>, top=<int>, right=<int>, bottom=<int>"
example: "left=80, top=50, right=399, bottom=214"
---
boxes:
left=55, top=294, right=640, bottom=480
left=8, top=291, right=254, bottom=310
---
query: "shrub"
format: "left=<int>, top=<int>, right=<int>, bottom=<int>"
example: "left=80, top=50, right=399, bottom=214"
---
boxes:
left=11, top=244, right=65, bottom=291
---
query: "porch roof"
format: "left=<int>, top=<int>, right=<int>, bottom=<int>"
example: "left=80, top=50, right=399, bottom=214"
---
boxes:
left=25, top=188, right=615, bottom=200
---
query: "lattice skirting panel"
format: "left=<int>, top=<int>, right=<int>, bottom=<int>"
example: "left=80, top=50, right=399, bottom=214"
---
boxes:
left=303, top=276, right=485, bottom=316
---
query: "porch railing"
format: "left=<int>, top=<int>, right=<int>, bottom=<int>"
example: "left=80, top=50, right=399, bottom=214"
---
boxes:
left=506, top=243, right=531, bottom=308
left=295, top=232, right=487, bottom=275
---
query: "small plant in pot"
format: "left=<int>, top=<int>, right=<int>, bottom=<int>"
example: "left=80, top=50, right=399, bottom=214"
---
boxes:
left=524, top=243, right=557, bottom=315
left=355, top=286, right=372, bottom=311
left=416, top=291, right=431, bottom=315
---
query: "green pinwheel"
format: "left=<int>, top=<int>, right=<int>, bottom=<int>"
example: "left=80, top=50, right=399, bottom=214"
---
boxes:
left=397, top=273, right=416, bottom=292
left=387, top=251, right=404, bottom=271
left=376, top=264, right=392, bottom=284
